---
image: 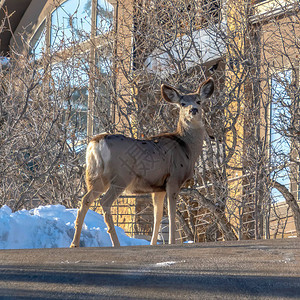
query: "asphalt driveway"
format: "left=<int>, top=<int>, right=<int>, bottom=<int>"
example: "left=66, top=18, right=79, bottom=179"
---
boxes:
left=0, top=238, right=299, bottom=299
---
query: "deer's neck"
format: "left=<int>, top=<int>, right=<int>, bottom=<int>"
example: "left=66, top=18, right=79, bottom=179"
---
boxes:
left=176, top=119, right=205, bottom=163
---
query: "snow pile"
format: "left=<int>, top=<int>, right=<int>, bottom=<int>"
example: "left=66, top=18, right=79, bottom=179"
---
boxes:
left=0, top=57, right=9, bottom=68
left=0, top=205, right=149, bottom=249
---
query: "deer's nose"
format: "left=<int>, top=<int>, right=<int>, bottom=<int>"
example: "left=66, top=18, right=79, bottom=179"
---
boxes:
left=190, top=108, right=199, bottom=115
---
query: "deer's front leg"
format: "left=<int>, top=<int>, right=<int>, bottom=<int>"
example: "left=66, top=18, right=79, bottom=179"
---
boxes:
left=166, top=184, right=180, bottom=244
left=150, top=192, right=166, bottom=245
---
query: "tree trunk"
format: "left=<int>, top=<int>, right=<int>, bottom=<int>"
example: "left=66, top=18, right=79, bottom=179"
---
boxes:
left=181, top=188, right=238, bottom=241
left=271, top=180, right=300, bottom=237
left=176, top=210, right=194, bottom=241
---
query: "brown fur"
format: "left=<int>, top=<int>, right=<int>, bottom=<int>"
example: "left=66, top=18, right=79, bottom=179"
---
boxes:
left=90, top=133, right=108, bottom=143
left=70, top=78, right=215, bottom=248
left=149, top=133, right=191, bottom=159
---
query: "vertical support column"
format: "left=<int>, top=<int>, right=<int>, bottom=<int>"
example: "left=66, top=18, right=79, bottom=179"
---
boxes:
left=45, top=11, right=51, bottom=54
left=113, top=0, right=134, bottom=135
left=87, top=0, right=97, bottom=140
left=225, top=0, right=253, bottom=239
left=112, top=0, right=119, bottom=127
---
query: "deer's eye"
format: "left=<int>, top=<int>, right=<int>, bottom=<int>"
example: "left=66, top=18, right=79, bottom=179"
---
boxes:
left=181, top=102, right=186, bottom=107
left=196, top=101, right=201, bottom=105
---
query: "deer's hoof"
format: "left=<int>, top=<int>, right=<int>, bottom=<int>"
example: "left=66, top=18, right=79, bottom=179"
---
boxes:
left=70, top=243, right=78, bottom=248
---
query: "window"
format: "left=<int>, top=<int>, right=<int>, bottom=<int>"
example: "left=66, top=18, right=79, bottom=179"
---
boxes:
left=150, top=0, right=220, bottom=33
left=29, top=20, right=46, bottom=59
left=50, top=0, right=114, bottom=50
left=51, top=55, right=90, bottom=150
left=29, top=0, right=115, bottom=140
left=93, top=52, right=112, bottom=129
left=96, top=0, right=114, bottom=35
left=270, top=70, right=292, bottom=202
left=51, top=0, right=93, bottom=50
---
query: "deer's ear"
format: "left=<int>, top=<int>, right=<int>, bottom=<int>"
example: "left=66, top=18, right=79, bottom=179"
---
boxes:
left=197, top=78, right=214, bottom=99
left=161, top=84, right=181, bottom=104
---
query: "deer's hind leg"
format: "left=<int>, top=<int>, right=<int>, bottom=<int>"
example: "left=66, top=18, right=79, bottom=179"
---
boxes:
left=70, top=178, right=107, bottom=248
left=100, top=184, right=126, bottom=247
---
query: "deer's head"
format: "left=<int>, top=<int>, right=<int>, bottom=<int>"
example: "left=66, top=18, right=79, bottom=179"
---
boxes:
left=161, top=78, right=214, bottom=128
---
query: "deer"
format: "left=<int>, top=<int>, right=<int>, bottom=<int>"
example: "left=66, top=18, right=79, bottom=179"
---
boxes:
left=70, top=77, right=214, bottom=247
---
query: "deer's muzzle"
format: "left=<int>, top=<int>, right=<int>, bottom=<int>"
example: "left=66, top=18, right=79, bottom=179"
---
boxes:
left=190, top=108, right=199, bottom=115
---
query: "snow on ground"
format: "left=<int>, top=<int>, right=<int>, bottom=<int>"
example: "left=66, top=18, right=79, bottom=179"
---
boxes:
left=0, top=56, right=9, bottom=68
left=0, top=204, right=149, bottom=249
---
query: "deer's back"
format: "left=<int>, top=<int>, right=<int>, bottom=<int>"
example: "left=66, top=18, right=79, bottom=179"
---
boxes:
left=87, top=133, right=193, bottom=193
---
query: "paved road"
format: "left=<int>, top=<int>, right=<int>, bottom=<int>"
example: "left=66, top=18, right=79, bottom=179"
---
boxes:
left=0, top=238, right=299, bottom=299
